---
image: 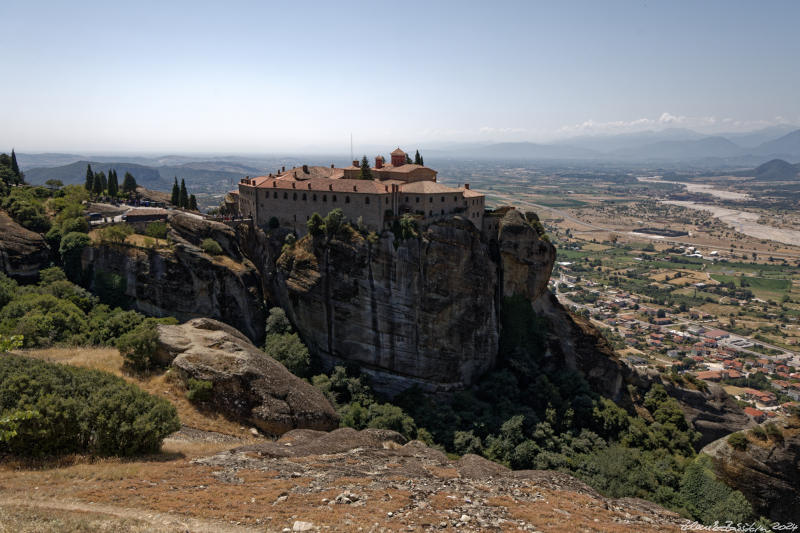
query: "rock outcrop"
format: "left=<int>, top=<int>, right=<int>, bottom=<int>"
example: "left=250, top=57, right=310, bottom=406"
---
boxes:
left=662, top=381, right=752, bottom=448
left=255, top=217, right=502, bottom=395
left=702, top=416, right=800, bottom=522
left=196, top=427, right=685, bottom=531
left=157, top=317, right=339, bottom=435
left=0, top=210, right=50, bottom=280
left=81, top=237, right=265, bottom=341
left=238, top=211, right=557, bottom=396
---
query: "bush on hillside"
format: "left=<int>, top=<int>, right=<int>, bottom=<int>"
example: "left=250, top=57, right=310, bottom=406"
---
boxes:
left=144, top=221, right=168, bottom=239
left=200, top=238, right=222, bottom=255
left=116, top=319, right=166, bottom=371
left=264, top=332, right=310, bottom=378
left=0, top=355, right=180, bottom=456
left=727, top=432, right=748, bottom=451
left=185, top=378, right=213, bottom=403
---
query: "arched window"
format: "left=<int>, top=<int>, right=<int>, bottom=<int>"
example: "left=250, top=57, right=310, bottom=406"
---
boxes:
left=332, top=195, right=337, bottom=202
left=345, top=196, right=350, bottom=203
left=302, top=193, right=307, bottom=200
left=273, top=192, right=278, bottom=199
left=313, top=194, right=317, bottom=201
left=283, top=192, right=288, bottom=199
left=322, top=195, right=327, bottom=202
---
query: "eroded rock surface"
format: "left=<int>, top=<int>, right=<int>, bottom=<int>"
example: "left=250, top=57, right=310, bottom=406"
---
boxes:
left=157, top=317, right=339, bottom=435
left=0, top=210, right=50, bottom=280
left=81, top=238, right=265, bottom=341
left=702, top=416, right=800, bottom=522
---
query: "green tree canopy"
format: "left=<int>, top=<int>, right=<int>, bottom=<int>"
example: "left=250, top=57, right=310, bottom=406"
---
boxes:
left=359, top=156, right=371, bottom=180
left=121, top=172, right=137, bottom=194
left=179, top=179, right=188, bottom=208
left=85, top=163, right=94, bottom=191
left=171, top=177, right=179, bottom=206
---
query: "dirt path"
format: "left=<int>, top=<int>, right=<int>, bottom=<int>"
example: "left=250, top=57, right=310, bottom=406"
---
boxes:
left=0, top=495, right=262, bottom=533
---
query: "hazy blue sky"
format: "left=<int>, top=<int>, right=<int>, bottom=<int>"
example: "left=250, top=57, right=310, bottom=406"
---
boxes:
left=2, top=0, right=799, bottom=153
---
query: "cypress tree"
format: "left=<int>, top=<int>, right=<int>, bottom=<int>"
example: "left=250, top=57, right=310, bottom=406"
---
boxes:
left=85, top=164, right=94, bottom=191
left=10, top=149, right=22, bottom=182
left=420, top=155, right=424, bottom=166
left=179, top=179, right=188, bottom=208
left=188, top=194, right=198, bottom=211
left=108, top=170, right=119, bottom=197
left=405, top=154, right=412, bottom=164
left=359, top=156, right=371, bottom=180
left=414, top=150, right=421, bottom=165
left=122, top=172, right=137, bottom=194
left=100, top=171, right=108, bottom=192
left=93, top=172, right=104, bottom=195
left=171, top=177, right=179, bottom=206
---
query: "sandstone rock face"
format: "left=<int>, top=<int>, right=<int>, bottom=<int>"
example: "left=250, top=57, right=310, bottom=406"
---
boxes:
left=497, top=209, right=556, bottom=301
left=81, top=240, right=265, bottom=341
left=263, top=218, right=500, bottom=396
left=169, top=213, right=244, bottom=261
left=0, top=210, right=50, bottom=280
left=533, top=292, right=631, bottom=406
left=158, top=317, right=339, bottom=435
left=662, top=381, right=752, bottom=448
left=702, top=417, right=800, bottom=521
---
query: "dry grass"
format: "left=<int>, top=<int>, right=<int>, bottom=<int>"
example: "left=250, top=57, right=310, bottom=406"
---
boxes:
left=0, top=504, right=162, bottom=533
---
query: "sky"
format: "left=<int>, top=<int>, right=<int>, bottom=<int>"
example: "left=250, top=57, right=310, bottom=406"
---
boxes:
left=2, top=0, right=799, bottom=153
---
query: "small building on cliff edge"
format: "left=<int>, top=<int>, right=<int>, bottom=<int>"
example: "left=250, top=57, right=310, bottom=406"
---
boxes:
left=237, top=148, right=486, bottom=235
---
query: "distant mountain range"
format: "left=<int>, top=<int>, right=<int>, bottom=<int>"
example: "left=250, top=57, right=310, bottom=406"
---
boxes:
left=21, top=159, right=268, bottom=191
left=427, top=125, right=800, bottom=164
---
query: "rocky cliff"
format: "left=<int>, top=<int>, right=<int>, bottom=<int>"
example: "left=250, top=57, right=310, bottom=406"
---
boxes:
left=0, top=210, right=51, bottom=280
left=702, top=416, right=800, bottom=521
left=238, top=210, right=556, bottom=396
left=81, top=227, right=265, bottom=341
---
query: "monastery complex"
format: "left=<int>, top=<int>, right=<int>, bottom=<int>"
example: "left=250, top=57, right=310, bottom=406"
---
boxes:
left=236, top=148, right=487, bottom=235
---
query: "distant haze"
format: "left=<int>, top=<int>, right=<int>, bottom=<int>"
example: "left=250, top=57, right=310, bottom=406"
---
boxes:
left=2, top=1, right=799, bottom=154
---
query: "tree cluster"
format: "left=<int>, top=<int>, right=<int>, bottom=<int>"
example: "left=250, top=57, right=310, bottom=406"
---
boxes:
left=171, top=177, right=198, bottom=210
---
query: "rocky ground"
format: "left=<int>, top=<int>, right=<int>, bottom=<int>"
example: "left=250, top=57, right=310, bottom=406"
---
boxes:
left=0, top=426, right=687, bottom=533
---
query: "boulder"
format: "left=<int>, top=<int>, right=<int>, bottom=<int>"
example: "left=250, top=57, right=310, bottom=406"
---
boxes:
left=0, top=210, right=50, bottom=280
left=157, top=317, right=339, bottom=435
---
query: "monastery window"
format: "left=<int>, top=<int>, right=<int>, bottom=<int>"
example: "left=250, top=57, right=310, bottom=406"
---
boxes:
left=441, top=209, right=444, bottom=215
left=454, top=196, right=457, bottom=202
left=302, top=193, right=307, bottom=200
left=313, top=194, right=317, bottom=201
left=283, top=192, right=288, bottom=199
left=429, top=197, right=433, bottom=203
left=293, top=193, right=297, bottom=200
left=405, top=196, right=409, bottom=202
left=416, top=197, right=419, bottom=203
left=332, top=195, right=337, bottom=202
left=345, top=196, right=350, bottom=203
left=441, top=197, right=445, bottom=202
left=322, top=195, right=327, bottom=202
left=273, top=192, right=278, bottom=199
left=365, top=197, right=370, bottom=204
left=385, top=197, right=389, bottom=205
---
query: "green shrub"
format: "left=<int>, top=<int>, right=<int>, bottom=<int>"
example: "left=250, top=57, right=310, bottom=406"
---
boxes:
left=0, top=355, right=180, bottom=456
left=265, top=307, right=292, bottom=335
left=749, top=425, right=767, bottom=440
left=59, top=231, right=91, bottom=282
left=144, top=221, right=168, bottom=239
left=99, top=223, right=134, bottom=244
left=60, top=216, right=88, bottom=234
left=116, top=320, right=160, bottom=371
left=264, top=332, right=310, bottom=377
left=307, top=212, right=325, bottom=236
left=727, top=432, right=748, bottom=451
left=185, top=378, right=213, bottom=403
left=200, top=238, right=223, bottom=255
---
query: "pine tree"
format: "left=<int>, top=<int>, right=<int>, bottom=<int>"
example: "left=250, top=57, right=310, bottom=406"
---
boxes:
left=122, top=172, right=137, bottom=194
left=419, top=155, right=424, bottom=166
left=100, top=171, right=108, bottom=192
left=92, top=172, right=104, bottom=195
left=9, top=149, right=22, bottom=182
left=107, top=169, right=119, bottom=197
left=359, top=156, right=371, bottom=180
left=405, top=154, right=412, bottom=164
left=171, top=177, right=179, bottom=206
left=179, top=179, right=188, bottom=208
left=188, top=194, right=198, bottom=211
left=414, top=150, right=421, bottom=165
left=85, top=164, right=94, bottom=191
